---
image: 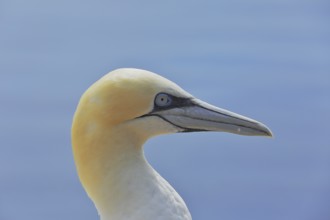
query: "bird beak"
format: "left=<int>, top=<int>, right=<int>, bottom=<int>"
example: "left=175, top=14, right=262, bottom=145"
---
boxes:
left=155, top=98, right=273, bottom=137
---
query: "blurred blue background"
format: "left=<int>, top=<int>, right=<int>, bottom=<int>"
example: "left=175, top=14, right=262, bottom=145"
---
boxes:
left=1, top=0, right=329, bottom=219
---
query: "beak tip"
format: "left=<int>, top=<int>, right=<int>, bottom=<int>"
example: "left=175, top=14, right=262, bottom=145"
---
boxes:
left=267, top=130, right=274, bottom=138
left=265, top=131, right=273, bottom=138
left=259, top=124, right=273, bottom=138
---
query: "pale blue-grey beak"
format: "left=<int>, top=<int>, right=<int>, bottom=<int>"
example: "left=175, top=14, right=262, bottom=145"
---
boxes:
left=155, top=98, right=272, bottom=137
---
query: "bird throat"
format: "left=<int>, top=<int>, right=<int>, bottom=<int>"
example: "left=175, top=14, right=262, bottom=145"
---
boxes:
left=73, top=123, right=191, bottom=220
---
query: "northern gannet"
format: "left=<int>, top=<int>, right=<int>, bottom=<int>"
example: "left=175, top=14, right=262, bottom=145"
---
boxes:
left=72, top=68, right=272, bottom=220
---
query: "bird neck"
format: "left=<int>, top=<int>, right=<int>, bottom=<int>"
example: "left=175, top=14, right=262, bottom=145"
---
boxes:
left=72, top=121, right=191, bottom=220
left=72, top=122, right=145, bottom=212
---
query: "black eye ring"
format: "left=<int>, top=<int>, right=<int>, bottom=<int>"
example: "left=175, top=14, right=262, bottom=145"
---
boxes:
left=155, top=93, right=172, bottom=107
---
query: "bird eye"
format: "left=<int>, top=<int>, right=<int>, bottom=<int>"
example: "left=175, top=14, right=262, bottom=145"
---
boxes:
left=155, top=93, right=172, bottom=107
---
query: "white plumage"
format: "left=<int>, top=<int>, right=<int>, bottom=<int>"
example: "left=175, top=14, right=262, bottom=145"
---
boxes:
left=72, top=68, right=272, bottom=220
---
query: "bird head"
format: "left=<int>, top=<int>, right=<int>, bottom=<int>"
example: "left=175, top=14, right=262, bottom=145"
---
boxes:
left=73, top=68, right=272, bottom=145
left=71, top=68, right=272, bottom=215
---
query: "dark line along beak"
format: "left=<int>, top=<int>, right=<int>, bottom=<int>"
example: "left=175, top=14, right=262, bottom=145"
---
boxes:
left=150, top=98, right=273, bottom=137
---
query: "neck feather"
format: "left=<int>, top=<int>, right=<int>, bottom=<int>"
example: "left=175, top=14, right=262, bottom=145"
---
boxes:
left=72, top=122, right=191, bottom=220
